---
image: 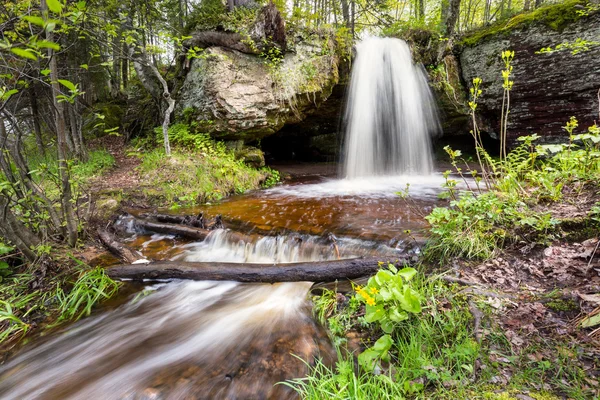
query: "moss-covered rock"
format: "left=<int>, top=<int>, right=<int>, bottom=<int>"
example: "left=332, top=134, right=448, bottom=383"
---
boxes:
left=459, top=0, right=592, bottom=47
left=235, top=146, right=265, bottom=168
left=177, top=27, right=341, bottom=143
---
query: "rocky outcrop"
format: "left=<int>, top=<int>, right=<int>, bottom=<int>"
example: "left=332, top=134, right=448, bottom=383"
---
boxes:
left=459, top=4, right=600, bottom=141
left=177, top=8, right=341, bottom=142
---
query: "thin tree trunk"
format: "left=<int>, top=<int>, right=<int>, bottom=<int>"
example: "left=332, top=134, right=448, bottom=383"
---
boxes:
left=43, top=0, right=78, bottom=247
left=29, top=85, right=45, bottom=156
left=341, top=0, right=350, bottom=27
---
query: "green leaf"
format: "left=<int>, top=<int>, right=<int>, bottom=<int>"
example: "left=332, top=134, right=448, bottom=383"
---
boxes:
left=399, top=286, right=422, bottom=313
left=389, top=308, right=408, bottom=322
left=581, top=313, right=600, bottom=328
left=10, top=48, right=38, bottom=61
left=80, top=64, right=88, bottom=70
left=365, top=304, right=385, bottom=322
left=380, top=318, right=394, bottom=334
left=22, top=16, right=45, bottom=26
left=41, top=69, right=51, bottom=76
left=58, top=79, right=77, bottom=92
left=47, top=0, right=64, bottom=14
left=397, top=267, right=417, bottom=282
left=357, top=349, right=380, bottom=371
left=0, top=243, right=12, bottom=255
left=1, top=89, right=18, bottom=101
left=35, top=40, right=60, bottom=51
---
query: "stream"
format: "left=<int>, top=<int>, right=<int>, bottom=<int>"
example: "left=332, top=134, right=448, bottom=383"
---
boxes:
left=0, top=172, right=447, bottom=400
left=0, top=36, right=449, bottom=399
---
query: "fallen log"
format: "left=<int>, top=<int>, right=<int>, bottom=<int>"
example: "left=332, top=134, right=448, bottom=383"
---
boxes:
left=133, top=218, right=211, bottom=240
left=106, top=257, right=402, bottom=283
left=97, top=229, right=146, bottom=264
left=139, top=213, right=205, bottom=228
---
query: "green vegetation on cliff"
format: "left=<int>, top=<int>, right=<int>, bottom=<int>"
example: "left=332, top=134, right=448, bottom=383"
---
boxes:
left=461, top=0, right=594, bottom=47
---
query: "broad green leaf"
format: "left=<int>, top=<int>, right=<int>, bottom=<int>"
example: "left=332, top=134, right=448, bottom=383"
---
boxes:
left=373, top=334, right=392, bottom=352
left=365, top=304, right=385, bottom=322
left=0, top=243, right=13, bottom=255
left=399, top=286, right=422, bottom=313
left=0, top=261, right=8, bottom=270
left=357, top=349, right=380, bottom=371
left=35, top=40, right=60, bottom=51
left=47, top=0, right=64, bottom=14
left=381, top=318, right=394, bottom=334
left=379, top=287, right=392, bottom=301
left=375, top=269, right=393, bottom=285
left=581, top=313, right=600, bottom=328
left=23, top=16, right=45, bottom=26
left=389, top=308, right=408, bottom=322
left=397, top=267, right=417, bottom=282
left=10, top=48, right=38, bottom=61
left=58, top=79, right=77, bottom=92
left=41, top=69, right=51, bottom=76
left=80, top=64, right=88, bottom=70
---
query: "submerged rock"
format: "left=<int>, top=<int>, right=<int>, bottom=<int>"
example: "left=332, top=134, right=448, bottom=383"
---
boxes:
left=459, top=3, right=600, bottom=141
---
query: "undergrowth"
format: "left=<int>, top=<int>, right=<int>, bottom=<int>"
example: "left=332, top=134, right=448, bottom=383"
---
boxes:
left=132, top=123, right=279, bottom=206
left=298, top=266, right=593, bottom=399
left=0, top=262, right=120, bottom=347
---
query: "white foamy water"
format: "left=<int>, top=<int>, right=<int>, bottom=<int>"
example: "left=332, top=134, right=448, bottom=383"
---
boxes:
left=266, top=174, right=447, bottom=199
left=342, top=37, right=440, bottom=178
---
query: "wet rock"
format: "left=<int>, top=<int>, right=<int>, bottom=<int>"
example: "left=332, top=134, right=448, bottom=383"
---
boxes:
left=459, top=7, right=600, bottom=142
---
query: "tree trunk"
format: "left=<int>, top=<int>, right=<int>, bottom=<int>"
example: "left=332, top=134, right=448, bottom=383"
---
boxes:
left=29, top=85, right=45, bottom=156
left=340, top=0, right=350, bottom=27
left=43, top=0, right=78, bottom=247
left=107, top=257, right=399, bottom=283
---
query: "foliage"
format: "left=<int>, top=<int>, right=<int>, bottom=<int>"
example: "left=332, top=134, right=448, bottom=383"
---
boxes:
left=55, top=265, right=121, bottom=322
left=423, top=47, right=600, bottom=263
left=0, top=243, right=15, bottom=281
left=294, top=272, right=483, bottom=398
left=536, top=38, right=600, bottom=55
left=461, top=0, right=590, bottom=47
left=135, top=125, right=277, bottom=206
left=353, top=264, right=422, bottom=370
left=0, top=262, right=120, bottom=345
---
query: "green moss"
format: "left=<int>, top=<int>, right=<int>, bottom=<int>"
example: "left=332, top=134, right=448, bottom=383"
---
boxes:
left=546, top=299, right=579, bottom=312
left=461, top=0, right=592, bottom=47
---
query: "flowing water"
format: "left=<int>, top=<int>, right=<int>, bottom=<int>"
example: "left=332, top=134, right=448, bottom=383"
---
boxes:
left=342, top=37, right=440, bottom=178
left=0, top=37, right=448, bottom=399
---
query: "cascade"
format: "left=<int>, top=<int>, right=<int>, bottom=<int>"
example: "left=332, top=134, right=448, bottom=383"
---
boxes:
left=342, top=37, right=439, bottom=178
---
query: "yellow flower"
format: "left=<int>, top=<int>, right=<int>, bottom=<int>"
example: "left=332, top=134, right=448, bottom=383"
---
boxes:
left=370, top=287, right=379, bottom=295
left=366, top=297, right=376, bottom=306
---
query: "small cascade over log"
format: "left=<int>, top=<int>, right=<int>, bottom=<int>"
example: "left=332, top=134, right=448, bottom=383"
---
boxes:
left=342, top=37, right=439, bottom=178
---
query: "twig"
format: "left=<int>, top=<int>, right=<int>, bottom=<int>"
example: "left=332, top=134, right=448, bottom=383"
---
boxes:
left=440, top=275, right=480, bottom=286
left=588, top=239, right=600, bottom=269
left=468, top=301, right=484, bottom=344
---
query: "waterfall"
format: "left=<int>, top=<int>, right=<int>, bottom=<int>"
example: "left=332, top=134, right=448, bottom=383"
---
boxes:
left=342, top=37, right=440, bottom=178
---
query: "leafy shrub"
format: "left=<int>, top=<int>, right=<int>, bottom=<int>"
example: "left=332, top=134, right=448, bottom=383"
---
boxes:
left=354, top=264, right=422, bottom=371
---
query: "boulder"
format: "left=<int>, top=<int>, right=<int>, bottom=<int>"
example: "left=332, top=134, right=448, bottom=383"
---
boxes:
left=459, top=2, right=600, bottom=141
left=177, top=29, right=340, bottom=142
